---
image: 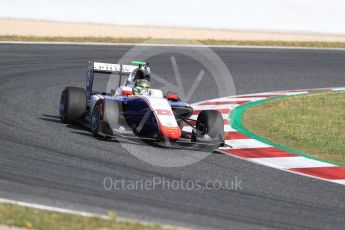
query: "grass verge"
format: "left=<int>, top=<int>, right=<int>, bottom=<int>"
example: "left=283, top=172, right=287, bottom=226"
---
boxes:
left=1, top=35, right=345, bottom=48
left=0, top=202, right=174, bottom=230
left=242, top=91, right=345, bottom=165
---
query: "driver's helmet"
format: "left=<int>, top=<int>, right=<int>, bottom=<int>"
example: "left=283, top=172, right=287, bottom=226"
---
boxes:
left=133, top=79, right=151, bottom=95
left=126, top=68, right=150, bottom=86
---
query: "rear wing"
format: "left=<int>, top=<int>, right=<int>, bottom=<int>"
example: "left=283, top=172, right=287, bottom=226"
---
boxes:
left=86, top=61, right=150, bottom=99
left=91, top=62, right=138, bottom=74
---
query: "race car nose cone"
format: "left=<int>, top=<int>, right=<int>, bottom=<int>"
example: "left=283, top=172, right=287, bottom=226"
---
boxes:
left=160, top=126, right=182, bottom=140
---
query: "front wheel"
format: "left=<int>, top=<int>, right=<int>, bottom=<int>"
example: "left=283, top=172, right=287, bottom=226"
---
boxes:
left=91, top=103, right=102, bottom=136
left=194, top=110, right=225, bottom=145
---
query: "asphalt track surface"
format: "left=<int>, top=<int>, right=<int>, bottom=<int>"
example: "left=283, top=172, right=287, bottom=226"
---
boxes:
left=0, top=43, right=345, bottom=230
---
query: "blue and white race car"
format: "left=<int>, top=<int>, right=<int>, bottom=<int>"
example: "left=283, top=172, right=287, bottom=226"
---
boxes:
left=59, top=61, right=224, bottom=150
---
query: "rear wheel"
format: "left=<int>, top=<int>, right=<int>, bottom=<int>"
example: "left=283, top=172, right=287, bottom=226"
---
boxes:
left=59, top=87, right=86, bottom=123
left=195, top=110, right=225, bottom=142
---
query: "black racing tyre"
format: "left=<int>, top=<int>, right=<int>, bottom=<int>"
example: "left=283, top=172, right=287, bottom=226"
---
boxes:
left=59, top=87, right=86, bottom=124
left=103, top=100, right=120, bottom=130
left=91, top=100, right=121, bottom=136
left=196, top=110, right=225, bottom=141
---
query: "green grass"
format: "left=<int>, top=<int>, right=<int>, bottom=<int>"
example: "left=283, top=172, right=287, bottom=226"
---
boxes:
left=0, top=203, right=174, bottom=230
left=1, top=35, right=345, bottom=48
left=243, top=91, right=345, bottom=165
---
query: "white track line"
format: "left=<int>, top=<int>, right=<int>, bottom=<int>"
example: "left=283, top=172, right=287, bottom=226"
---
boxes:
left=0, top=198, right=110, bottom=220
left=182, top=124, right=235, bottom=133
left=284, top=92, right=309, bottom=96
left=192, top=97, right=265, bottom=105
left=192, top=104, right=238, bottom=111
left=332, top=87, right=345, bottom=91
left=332, top=179, right=345, bottom=185
left=249, top=157, right=334, bottom=169
left=225, top=139, right=272, bottom=149
left=224, top=126, right=237, bottom=132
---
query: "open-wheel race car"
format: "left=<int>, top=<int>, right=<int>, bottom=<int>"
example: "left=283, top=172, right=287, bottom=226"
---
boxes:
left=59, top=61, right=225, bottom=151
